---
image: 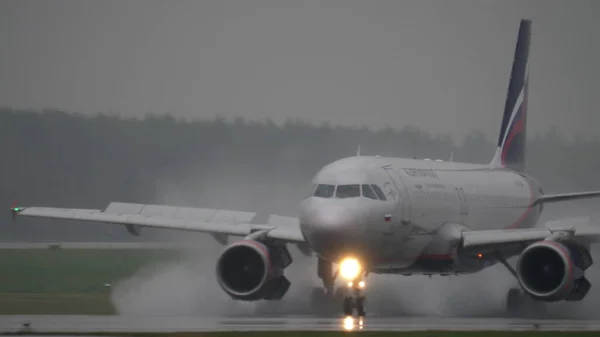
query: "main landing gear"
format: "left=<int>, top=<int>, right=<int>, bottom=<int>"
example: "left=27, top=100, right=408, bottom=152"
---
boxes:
left=318, top=257, right=336, bottom=296
left=505, top=288, right=547, bottom=318
left=343, top=278, right=366, bottom=317
left=495, top=252, right=546, bottom=318
left=310, top=258, right=343, bottom=315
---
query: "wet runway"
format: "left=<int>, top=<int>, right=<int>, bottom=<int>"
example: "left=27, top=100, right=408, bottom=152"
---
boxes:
left=2, top=315, right=600, bottom=333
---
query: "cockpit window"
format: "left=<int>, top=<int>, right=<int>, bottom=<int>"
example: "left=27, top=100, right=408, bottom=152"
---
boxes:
left=313, top=184, right=335, bottom=198
left=361, top=184, right=378, bottom=200
left=371, top=184, right=387, bottom=200
left=336, top=184, right=360, bottom=198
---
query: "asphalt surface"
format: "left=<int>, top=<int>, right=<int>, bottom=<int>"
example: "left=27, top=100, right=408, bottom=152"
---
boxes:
left=2, top=315, right=600, bottom=333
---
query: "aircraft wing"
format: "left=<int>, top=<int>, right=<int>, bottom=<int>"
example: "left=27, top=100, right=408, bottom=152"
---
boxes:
left=462, top=216, right=600, bottom=248
left=10, top=202, right=306, bottom=244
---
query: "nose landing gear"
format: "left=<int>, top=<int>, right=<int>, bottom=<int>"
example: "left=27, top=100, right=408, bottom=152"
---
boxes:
left=316, top=257, right=368, bottom=317
left=343, top=279, right=366, bottom=317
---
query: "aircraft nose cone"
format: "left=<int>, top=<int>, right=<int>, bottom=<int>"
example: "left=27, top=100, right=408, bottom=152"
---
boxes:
left=302, top=204, right=354, bottom=231
left=300, top=203, right=356, bottom=250
left=299, top=202, right=360, bottom=262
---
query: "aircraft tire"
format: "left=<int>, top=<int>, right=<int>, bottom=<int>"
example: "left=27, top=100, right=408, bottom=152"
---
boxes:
left=356, top=296, right=366, bottom=317
left=343, top=296, right=353, bottom=316
left=506, top=288, right=521, bottom=314
left=505, top=288, right=547, bottom=318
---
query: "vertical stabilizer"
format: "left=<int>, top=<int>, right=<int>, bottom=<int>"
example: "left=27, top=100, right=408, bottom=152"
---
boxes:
left=490, top=19, right=531, bottom=172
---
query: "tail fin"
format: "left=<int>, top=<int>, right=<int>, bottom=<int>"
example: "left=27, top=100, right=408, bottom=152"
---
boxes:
left=490, top=19, right=531, bottom=172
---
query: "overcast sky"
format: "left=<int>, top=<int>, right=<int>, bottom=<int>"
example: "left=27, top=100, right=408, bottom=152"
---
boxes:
left=1, top=0, right=598, bottom=141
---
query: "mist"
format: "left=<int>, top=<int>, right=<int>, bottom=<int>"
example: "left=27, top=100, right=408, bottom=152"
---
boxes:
left=3, top=0, right=600, bottom=320
left=3, top=110, right=600, bottom=318
left=107, top=136, right=600, bottom=318
left=109, top=237, right=600, bottom=318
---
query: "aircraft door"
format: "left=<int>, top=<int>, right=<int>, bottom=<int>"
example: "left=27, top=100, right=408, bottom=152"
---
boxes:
left=383, top=167, right=411, bottom=224
left=455, top=187, right=469, bottom=224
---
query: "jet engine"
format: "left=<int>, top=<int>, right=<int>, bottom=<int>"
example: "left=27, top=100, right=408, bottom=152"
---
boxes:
left=516, top=240, right=593, bottom=302
left=216, top=239, right=292, bottom=301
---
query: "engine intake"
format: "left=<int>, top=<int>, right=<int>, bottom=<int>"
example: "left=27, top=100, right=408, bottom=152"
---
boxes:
left=516, top=240, right=592, bottom=302
left=216, top=239, right=292, bottom=301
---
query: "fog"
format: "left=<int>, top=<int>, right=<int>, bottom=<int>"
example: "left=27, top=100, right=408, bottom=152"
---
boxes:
left=2, top=1, right=600, bottom=140
left=3, top=110, right=600, bottom=318
left=108, top=231, right=600, bottom=319
left=3, top=2, right=600, bottom=318
left=2, top=108, right=600, bottom=318
left=108, top=234, right=600, bottom=318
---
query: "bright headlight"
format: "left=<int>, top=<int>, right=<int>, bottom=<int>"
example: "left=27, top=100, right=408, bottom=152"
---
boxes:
left=339, top=257, right=361, bottom=280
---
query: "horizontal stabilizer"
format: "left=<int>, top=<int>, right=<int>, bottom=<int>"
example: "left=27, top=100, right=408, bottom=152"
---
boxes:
left=540, top=191, right=600, bottom=204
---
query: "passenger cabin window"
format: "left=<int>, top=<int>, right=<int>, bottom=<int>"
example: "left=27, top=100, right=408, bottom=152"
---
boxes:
left=361, top=184, right=378, bottom=200
left=336, top=184, right=360, bottom=198
left=371, top=184, right=387, bottom=200
left=314, top=184, right=335, bottom=198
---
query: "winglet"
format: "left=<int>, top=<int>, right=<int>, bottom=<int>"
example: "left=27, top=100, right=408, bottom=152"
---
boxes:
left=10, top=204, right=24, bottom=222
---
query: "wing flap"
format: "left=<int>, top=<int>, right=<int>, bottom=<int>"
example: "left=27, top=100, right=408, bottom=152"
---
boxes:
left=462, top=216, right=600, bottom=248
left=462, top=228, right=552, bottom=247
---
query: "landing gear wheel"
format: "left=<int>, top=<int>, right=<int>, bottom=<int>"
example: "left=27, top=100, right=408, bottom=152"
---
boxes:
left=506, top=288, right=521, bottom=313
left=343, top=296, right=353, bottom=316
left=356, top=296, right=366, bottom=317
left=341, top=278, right=367, bottom=317
left=505, top=288, right=547, bottom=318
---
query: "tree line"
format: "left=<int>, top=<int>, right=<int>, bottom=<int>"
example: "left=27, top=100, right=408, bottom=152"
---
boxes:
left=1, top=108, right=598, bottom=241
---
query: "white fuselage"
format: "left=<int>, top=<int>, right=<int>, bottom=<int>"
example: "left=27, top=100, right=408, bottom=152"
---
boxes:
left=298, top=156, right=543, bottom=275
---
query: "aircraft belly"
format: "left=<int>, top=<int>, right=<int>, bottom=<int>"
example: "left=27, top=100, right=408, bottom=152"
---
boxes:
left=370, top=234, right=433, bottom=269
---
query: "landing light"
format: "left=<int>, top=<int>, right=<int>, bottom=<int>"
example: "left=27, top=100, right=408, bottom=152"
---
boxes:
left=342, top=316, right=364, bottom=331
left=339, top=257, right=361, bottom=280
left=358, top=281, right=365, bottom=288
left=343, top=316, right=354, bottom=331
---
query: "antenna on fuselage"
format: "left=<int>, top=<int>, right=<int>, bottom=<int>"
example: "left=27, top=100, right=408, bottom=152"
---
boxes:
left=450, top=152, right=454, bottom=162
left=356, top=145, right=361, bottom=157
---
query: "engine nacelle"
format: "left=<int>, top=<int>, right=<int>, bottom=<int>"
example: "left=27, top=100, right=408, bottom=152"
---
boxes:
left=216, top=239, right=292, bottom=301
left=516, top=240, right=593, bottom=302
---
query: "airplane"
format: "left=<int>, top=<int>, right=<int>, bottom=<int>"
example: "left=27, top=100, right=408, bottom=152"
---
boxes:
left=10, top=19, right=600, bottom=317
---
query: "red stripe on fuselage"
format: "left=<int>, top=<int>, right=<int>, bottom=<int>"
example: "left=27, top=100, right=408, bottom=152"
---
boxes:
left=501, top=116, right=525, bottom=165
left=417, top=254, right=453, bottom=260
left=373, top=254, right=453, bottom=265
